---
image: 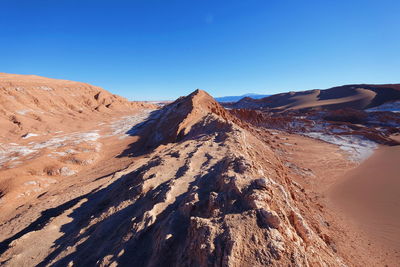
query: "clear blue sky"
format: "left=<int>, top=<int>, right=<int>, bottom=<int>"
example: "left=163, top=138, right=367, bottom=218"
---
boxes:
left=2, top=0, right=400, bottom=100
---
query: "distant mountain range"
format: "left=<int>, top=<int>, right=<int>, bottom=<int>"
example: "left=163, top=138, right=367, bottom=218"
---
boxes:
left=214, top=93, right=269, bottom=103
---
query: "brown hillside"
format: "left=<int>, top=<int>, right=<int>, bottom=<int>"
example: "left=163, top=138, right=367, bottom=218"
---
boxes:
left=0, top=73, right=155, bottom=140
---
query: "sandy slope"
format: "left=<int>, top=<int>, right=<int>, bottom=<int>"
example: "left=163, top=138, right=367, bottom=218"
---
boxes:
left=273, top=132, right=400, bottom=266
left=330, top=144, right=400, bottom=255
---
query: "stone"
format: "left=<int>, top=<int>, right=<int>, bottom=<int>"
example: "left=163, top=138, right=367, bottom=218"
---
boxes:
left=259, top=209, right=281, bottom=229
left=60, top=167, right=77, bottom=176
left=254, top=178, right=270, bottom=189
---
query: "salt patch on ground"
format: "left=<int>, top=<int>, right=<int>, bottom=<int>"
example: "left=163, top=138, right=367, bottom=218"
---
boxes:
left=366, top=101, right=400, bottom=113
left=303, top=132, right=377, bottom=162
left=0, top=144, right=37, bottom=166
left=60, top=167, right=77, bottom=176
left=32, top=131, right=100, bottom=150
left=24, top=181, right=38, bottom=186
left=51, top=152, right=67, bottom=156
left=17, top=110, right=32, bottom=115
left=283, top=118, right=377, bottom=162
left=22, top=133, right=39, bottom=139
left=0, top=110, right=153, bottom=167
left=109, top=110, right=154, bottom=138
left=37, top=86, right=53, bottom=91
left=0, top=131, right=101, bottom=167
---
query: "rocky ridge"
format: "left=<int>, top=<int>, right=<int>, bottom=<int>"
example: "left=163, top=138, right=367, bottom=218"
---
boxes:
left=1, top=90, right=346, bottom=266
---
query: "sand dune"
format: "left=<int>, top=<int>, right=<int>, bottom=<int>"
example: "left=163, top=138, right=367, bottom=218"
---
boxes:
left=230, top=84, right=400, bottom=111
left=281, top=88, right=376, bottom=110
left=330, top=144, right=400, bottom=252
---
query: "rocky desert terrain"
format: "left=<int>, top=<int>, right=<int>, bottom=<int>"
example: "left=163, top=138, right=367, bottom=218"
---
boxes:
left=0, top=74, right=399, bottom=266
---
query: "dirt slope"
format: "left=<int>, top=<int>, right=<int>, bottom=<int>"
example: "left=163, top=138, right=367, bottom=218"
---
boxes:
left=230, top=84, right=400, bottom=111
left=0, top=90, right=348, bottom=266
left=0, top=73, right=155, bottom=141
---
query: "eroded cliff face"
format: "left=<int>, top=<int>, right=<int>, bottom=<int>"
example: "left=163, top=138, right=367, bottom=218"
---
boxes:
left=1, top=90, right=344, bottom=266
